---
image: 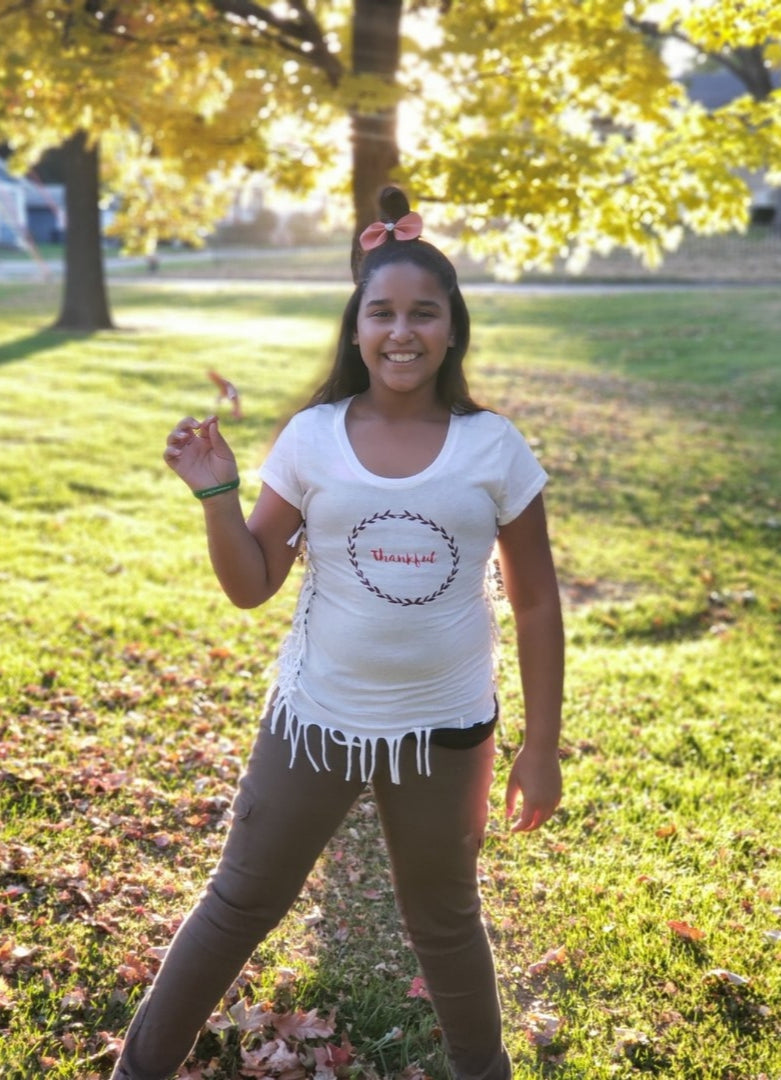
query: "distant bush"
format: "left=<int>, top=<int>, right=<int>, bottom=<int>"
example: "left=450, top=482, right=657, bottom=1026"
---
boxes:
left=277, top=210, right=352, bottom=248
left=214, top=207, right=278, bottom=246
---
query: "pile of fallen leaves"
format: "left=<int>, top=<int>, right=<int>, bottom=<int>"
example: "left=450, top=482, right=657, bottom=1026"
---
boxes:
left=175, top=994, right=432, bottom=1080
left=196, top=999, right=353, bottom=1080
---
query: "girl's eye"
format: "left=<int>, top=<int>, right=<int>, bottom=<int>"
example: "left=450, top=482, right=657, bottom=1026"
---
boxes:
left=366, top=308, right=437, bottom=320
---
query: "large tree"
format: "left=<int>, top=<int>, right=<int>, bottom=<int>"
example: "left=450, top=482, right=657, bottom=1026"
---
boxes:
left=0, top=1, right=350, bottom=328
left=0, top=0, right=779, bottom=327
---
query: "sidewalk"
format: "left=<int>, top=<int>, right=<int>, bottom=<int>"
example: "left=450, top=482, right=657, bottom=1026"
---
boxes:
left=0, top=251, right=152, bottom=281
left=2, top=231, right=781, bottom=286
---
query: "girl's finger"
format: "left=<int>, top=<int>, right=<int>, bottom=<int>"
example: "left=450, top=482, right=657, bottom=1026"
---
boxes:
left=512, top=803, right=557, bottom=833
left=191, top=415, right=216, bottom=438
left=167, top=417, right=207, bottom=446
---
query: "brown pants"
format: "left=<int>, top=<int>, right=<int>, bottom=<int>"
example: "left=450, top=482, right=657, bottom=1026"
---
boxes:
left=111, top=713, right=510, bottom=1080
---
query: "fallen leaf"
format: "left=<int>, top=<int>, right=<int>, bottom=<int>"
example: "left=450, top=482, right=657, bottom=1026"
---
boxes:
left=312, top=1042, right=351, bottom=1080
left=254, top=1038, right=301, bottom=1070
left=407, top=976, right=430, bottom=999
left=0, top=976, right=15, bottom=1010
left=655, top=822, right=677, bottom=838
left=313, top=1033, right=355, bottom=1071
left=228, top=997, right=276, bottom=1033
left=237, top=1046, right=273, bottom=1078
left=60, top=986, right=87, bottom=1011
left=525, top=1010, right=562, bottom=1046
left=614, top=1026, right=649, bottom=1044
left=97, top=1031, right=124, bottom=1056
left=273, top=1007, right=335, bottom=1041
left=704, top=969, right=750, bottom=986
left=205, top=1010, right=234, bottom=1033
left=0, top=941, right=39, bottom=970
left=311, top=1059, right=336, bottom=1080
left=116, top=954, right=154, bottom=986
left=668, top=920, right=705, bottom=941
left=302, top=906, right=323, bottom=927
left=208, top=647, right=233, bottom=661
left=612, top=1026, right=651, bottom=1057
left=527, top=944, right=567, bottom=975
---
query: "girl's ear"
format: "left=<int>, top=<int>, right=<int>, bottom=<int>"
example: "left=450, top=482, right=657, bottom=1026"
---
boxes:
left=352, top=332, right=359, bottom=345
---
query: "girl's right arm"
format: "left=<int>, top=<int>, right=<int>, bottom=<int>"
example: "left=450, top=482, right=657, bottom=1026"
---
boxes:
left=164, top=415, right=303, bottom=609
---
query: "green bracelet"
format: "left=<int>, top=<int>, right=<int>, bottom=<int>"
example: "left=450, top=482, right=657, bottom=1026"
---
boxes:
left=193, top=478, right=240, bottom=500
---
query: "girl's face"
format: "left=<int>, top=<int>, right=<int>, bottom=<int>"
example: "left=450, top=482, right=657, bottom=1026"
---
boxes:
left=354, top=263, right=455, bottom=403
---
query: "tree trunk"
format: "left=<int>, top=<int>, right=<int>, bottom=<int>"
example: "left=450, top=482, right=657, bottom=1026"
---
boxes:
left=53, top=130, right=114, bottom=331
left=350, top=0, right=403, bottom=279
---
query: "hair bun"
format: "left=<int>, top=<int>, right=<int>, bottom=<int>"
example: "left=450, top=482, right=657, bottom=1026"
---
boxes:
left=378, top=186, right=411, bottom=223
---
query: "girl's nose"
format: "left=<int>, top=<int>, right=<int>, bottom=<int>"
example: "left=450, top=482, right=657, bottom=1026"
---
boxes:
left=389, top=319, right=413, bottom=341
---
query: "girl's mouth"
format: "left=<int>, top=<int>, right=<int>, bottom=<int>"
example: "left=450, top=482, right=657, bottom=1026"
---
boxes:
left=384, top=352, right=419, bottom=364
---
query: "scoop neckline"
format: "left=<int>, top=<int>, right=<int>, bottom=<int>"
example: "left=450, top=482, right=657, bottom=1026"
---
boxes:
left=335, top=396, right=459, bottom=486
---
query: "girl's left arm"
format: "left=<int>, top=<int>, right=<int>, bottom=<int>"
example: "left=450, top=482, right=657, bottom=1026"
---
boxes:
left=496, top=493, right=564, bottom=833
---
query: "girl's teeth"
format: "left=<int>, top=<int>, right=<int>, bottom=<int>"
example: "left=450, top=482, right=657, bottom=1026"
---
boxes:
left=387, top=353, right=417, bottom=363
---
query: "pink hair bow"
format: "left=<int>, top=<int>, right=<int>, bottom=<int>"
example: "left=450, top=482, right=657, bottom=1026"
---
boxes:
left=359, top=211, right=423, bottom=251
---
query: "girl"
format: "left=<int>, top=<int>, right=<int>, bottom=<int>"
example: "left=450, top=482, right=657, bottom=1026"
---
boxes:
left=111, top=187, right=564, bottom=1080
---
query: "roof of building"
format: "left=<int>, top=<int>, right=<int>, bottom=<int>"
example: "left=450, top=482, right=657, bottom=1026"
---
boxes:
left=687, top=67, right=781, bottom=109
left=0, top=160, right=64, bottom=209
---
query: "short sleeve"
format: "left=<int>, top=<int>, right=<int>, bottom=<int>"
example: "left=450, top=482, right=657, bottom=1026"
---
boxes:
left=258, top=414, right=304, bottom=511
left=496, top=419, right=548, bottom=526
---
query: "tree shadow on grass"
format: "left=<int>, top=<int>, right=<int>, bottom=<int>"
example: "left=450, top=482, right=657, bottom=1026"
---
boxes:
left=0, top=327, right=94, bottom=366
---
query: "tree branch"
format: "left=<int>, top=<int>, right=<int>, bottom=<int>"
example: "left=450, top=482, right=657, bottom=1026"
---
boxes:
left=0, top=0, right=36, bottom=18
left=626, top=15, right=774, bottom=100
left=207, top=0, right=342, bottom=84
left=71, top=1, right=343, bottom=85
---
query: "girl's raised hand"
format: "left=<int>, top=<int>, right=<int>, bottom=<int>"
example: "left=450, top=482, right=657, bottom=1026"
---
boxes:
left=163, top=416, right=238, bottom=493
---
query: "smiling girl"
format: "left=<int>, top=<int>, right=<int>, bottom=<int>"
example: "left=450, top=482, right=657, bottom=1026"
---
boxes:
left=111, top=187, right=564, bottom=1080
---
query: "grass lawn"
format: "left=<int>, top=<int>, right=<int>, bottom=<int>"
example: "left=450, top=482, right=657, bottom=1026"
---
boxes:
left=1, top=278, right=779, bottom=1080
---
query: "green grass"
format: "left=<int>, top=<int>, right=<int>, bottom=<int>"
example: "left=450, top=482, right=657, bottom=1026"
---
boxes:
left=1, top=279, right=779, bottom=1080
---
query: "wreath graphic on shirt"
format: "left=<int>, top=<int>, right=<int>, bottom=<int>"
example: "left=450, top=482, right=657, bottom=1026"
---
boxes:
left=347, top=509, right=460, bottom=605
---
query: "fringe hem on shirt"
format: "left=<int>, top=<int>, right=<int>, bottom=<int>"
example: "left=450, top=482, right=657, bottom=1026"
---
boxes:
left=266, top=688, right=432, bottom=785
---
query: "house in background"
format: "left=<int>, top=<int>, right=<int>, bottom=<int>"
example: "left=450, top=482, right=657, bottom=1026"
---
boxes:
left=0, top=167, right=25, bottom=247
left=0, top=159, right=65, bottom=247
left=686, top=67, right=781, bottom=226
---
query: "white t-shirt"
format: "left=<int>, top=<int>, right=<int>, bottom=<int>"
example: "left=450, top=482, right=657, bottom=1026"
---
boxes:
left=259, top=397, right=547, bottom=782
